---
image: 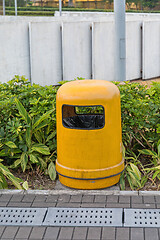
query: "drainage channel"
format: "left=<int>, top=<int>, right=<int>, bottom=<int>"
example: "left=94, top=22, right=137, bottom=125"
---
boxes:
left=0, top=207, right=160, bottom=227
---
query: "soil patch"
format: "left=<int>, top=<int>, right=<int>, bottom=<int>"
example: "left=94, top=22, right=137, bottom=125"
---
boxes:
left=8, top=168, right=56, bottom=190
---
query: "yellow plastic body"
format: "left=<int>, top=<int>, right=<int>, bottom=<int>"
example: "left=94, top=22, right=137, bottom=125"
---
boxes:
left=56, top=80, right=124, bottom=189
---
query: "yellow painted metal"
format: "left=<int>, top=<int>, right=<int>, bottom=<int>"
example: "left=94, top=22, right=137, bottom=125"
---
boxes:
left=56, top=80, right=124, bottom=189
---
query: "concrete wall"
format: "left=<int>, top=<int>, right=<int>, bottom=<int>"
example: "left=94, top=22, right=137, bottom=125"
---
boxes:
left=0, top=14, right=160, bottom=85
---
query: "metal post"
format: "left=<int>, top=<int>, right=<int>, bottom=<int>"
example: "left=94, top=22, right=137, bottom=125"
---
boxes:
left=59, top=0, right=62, bottom=16
left=114, top=0, right=126, bottom=82
left=3, top=0, right=5, bottom=15
left=15, top=0, right=17, bottom=16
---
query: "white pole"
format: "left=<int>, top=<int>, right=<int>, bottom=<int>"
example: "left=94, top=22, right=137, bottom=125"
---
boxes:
left=114, top=0, right=126, bottom=82
left=59, top=0, right=62, bottom=16
left=3, top=0, right=5, bottom=15
left=15, top=0, right=17, bottom=16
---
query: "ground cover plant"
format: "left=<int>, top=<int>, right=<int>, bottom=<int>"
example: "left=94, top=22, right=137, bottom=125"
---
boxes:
left=0, top=76, right=159, bottom=190
left=5, top=6, right=160, bottom=16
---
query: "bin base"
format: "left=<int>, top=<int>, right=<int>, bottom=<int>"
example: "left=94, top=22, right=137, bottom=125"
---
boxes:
left=58, top=174, right=120, bottom=190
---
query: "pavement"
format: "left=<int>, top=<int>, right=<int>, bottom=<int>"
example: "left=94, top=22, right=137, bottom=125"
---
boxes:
left=0, top=187, right=160, bottom=240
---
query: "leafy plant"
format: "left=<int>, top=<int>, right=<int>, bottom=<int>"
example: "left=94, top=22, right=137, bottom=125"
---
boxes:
left=0, top=76, right=159, bottom=190
left=9, top=98, right=56, bottom=180
left=117, top=81, right=160, bottom=152
left=0, top=159, right=22, bottom=189
left=120, top=146, right=148, bottom=190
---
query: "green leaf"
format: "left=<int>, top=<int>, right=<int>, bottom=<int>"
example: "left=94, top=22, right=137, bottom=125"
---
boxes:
left=33, top=131, right=43, bottom=143
left=31, top=144, right=50, bottom=155
left=46, top=131, right=56, bottom=143
left=0, top=172, right=8, bottom=189
left=126, top=174, right=134, bottom=190
left=122, top=142, right=125, bottom=161
left=119, top=171, right=125, bottom=190
left=26, top=128, right=31, bottom=148
left=139, top=149, right=157, bottom=157
left=5, top=141, right=17, bottom=148
left=7, top=174, right=22, bottom=190
left=29, top=154, right=38, bottom=163
left=128, top=171, right=141, bottom=188
left=15, top=98, right=31, bottom=125
left=48, top=162, right=56, bottom=180
left=141, top=175, right=148, bottom=187
left=32, top=119, right=49, bottom=133
left=20, top=153, right=28, bottom=172
left=0, top=163, right=22, bottom=189
left=32, top=109, right=53, bottom=130
left=158, top=143, right=160, bottom=157
left=152, top=170, right=160, bottom=180
left=130, top=163, right=141, bottom=180
left=38, top=157, right=47, bottom=169
left=10, top=158, right=22, bottom=168
left=0, top=149, right=8, bottom=157
left=22, top=181, right=28, bottom=190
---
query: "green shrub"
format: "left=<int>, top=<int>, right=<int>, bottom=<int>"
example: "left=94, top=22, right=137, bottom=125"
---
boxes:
left=0, top=76, right=58, bottom=183
left=117, top=81, right=160, bottom=190
left=0, top=76, right=159, bottom=190
left=6, top=10, right=55, bottom=16
left=116, top=82, right=160, bottom=152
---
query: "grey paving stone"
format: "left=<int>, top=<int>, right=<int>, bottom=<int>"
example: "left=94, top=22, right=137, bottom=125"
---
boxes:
left=116, top=228, right=129, bottom=240
left=29, top=227, right=46, bottom=239
left=70, top=194, right=82, bottom=203
left=22, top=195, right=35, bottom=203
left=0, top=226, right=5, bottom=238
left=81, top=203, right=106, bottom=208
left=58, top=227, right=74, bottom=240
left=131, top=196, right=143, bottom=204
left=72, top=227, right=88, bottom=240
left=131, top=228, right=144, bottom=240
left=31, top=202, right=56, bottom=207
left=1, top=226, right=19, bottom=239
left=102, top=227, right=115, bottom=240
left=0, top=202, right=8, bottom=207
left=12, top=239, right=28, bottom=240
left=94, top=195, right=107, bottom=203
left=58, top=194, right=70, bottom=203
left=131, top=203, right=156, bottom=209
left=143, top=196, right=155, bottom=204
left=156, top=204, right=160, bottom=208
left=46, top=195, right=59, bottom=203
left=15, top=227, right=32, bottom=239
left=119, top=196, right=130, bottom=204
left=145, top=228, right=159, bottom=240
left=0, top=194, right=12, bottom=202
left=106, top=196, right=118, bottom=203
left=33, top=195, right=47, bottom=202
left=106, top=203, right=130, bottom=208
left=82, top=195, right=95, bottom=203
left=1, top=239, right=17, bottom=240
left=56, top=202, right=81, bottom=207
left=10, top=195, right=24, bottom=202
left=155, top=196, right=160, bottom=203
left=7, top=202, right=32, bottom=207
left=87, top=227, right=102, bottom=240
left=43, top=227, right=60, bottom=239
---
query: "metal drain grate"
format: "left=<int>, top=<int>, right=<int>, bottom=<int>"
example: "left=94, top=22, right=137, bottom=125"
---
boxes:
left=124, top=209, right=160, bottom=227
left=0, top=208, right=47, bottom=226
left=43, top=208, right=123, bottom=226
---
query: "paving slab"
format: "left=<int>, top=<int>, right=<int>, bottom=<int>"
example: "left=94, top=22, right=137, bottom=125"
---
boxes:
left=0, top=190, right=159, bottom=239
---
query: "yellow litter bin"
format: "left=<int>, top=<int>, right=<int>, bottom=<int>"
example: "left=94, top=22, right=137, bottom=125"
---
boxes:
left=56, top=80, right=124, bottom=189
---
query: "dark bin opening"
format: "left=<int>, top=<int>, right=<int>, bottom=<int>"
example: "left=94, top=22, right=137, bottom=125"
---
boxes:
left=62, top=105, right=105, bottom=130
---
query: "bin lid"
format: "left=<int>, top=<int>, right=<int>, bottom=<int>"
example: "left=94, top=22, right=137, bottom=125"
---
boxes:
left=57, top=80, right=120, bottom=103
